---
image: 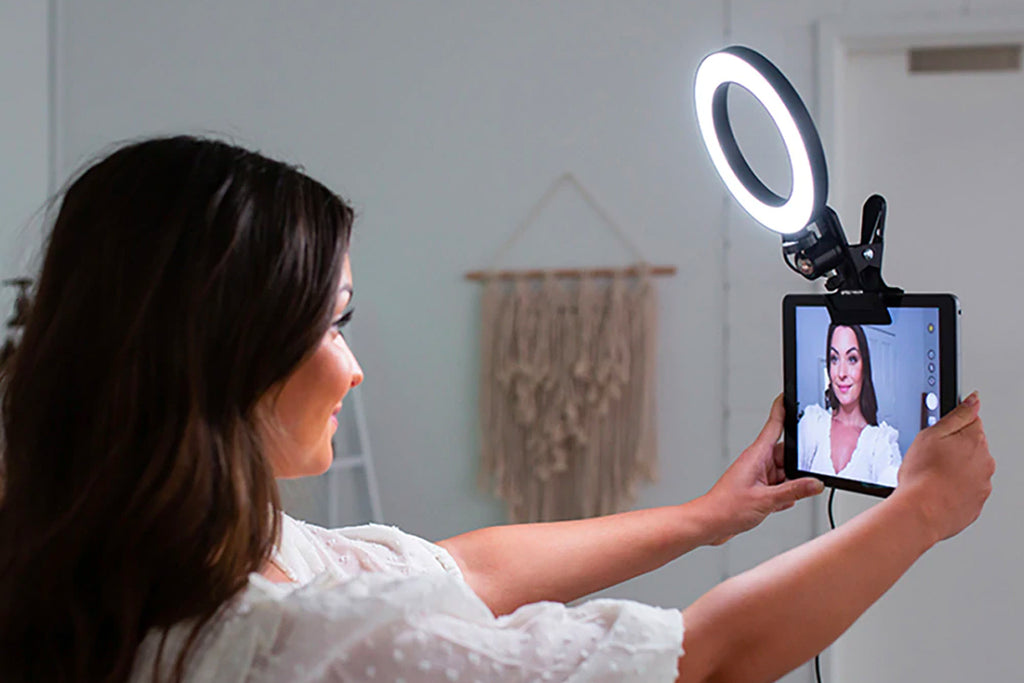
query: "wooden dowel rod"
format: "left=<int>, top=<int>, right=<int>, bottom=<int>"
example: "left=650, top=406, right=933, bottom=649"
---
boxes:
left=464, top=265, right=677, bottom=281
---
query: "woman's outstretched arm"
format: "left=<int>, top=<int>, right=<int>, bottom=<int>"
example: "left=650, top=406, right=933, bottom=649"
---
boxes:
left=439, top=396, right=824, bottom=616
left=678, top=394, right=993, bottom=683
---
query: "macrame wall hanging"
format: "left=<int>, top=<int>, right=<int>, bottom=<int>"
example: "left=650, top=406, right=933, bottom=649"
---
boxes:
left=467, top=173, right=676, bottom=523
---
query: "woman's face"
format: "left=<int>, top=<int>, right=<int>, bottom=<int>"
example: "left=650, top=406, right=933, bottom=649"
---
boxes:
left=829, top=326, right=863, bottom=410
left=264, top=256, right=363, bottom=479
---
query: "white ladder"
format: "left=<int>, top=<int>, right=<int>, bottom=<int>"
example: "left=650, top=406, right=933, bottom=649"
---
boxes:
left=325, top=384, right=384, bottom=525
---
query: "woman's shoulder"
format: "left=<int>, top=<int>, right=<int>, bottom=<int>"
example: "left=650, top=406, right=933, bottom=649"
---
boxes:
left=799, top=403, right=831, bottom=427
left=281, top=513, right=462, bottom=578
left=855, top=422, right=901, bottom=478
left=862, top=421, right=899, bottom=444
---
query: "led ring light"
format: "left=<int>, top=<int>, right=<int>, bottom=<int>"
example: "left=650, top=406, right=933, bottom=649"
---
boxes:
left=694, top=46, right=828, bottom=235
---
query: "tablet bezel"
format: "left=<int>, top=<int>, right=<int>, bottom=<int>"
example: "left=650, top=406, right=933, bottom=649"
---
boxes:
left=783, top=293, right=960, bottom=497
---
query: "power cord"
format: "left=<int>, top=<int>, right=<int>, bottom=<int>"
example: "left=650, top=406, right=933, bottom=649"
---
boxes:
left=814, top=487, right=837, bottom=683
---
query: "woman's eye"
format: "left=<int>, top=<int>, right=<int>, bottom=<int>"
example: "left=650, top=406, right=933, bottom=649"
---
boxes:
left=333, top=309, right=354, bottom=336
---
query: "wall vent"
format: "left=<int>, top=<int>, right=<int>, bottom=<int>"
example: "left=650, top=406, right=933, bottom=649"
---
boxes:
left=909, top=45, right=1021, bottom=73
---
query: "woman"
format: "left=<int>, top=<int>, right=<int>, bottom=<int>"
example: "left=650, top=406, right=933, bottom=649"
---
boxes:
left=798, top=323, right=901, bottom=487
left=0, top=137, right=993, bottom=682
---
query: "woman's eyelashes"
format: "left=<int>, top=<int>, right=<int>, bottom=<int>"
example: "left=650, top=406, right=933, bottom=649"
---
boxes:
left=333, top=309, right=354, bottom=337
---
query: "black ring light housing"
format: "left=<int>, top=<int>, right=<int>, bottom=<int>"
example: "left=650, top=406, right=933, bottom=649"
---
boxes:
left=707, top=46, right=828, bottom=221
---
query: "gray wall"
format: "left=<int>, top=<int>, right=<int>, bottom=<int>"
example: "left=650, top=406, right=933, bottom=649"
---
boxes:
left=3, top=1, right=1021, bottom=682
left=0, top=1, right=49, bottom=319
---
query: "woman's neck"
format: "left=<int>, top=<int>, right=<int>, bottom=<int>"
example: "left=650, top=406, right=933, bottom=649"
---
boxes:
left=833, top=404, right=866, bottom=428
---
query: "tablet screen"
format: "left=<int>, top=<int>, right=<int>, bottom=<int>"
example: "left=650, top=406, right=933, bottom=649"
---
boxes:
left=792, top=305, right=942, bottom=489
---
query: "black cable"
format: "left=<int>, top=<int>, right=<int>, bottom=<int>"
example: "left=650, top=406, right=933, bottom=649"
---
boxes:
left=814, top=488, right=838, bottom=683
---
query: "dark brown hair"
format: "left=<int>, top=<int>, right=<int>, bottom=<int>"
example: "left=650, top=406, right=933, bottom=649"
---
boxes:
left=0, top=136, right=353, bottom=682
left=825, top=323, right=879, bottom=426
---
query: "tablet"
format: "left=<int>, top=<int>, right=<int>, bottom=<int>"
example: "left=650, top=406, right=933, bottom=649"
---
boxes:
left=783, top=293, right=960, bottom=497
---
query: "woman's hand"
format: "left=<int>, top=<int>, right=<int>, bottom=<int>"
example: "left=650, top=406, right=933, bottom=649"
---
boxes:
left=891, top=391, right=994, bottom=546
left=701, top=395, right=824, bottom=545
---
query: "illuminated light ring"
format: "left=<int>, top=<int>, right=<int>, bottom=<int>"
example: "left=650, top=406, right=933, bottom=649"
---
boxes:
left=695, top=46, right=828, bottom=235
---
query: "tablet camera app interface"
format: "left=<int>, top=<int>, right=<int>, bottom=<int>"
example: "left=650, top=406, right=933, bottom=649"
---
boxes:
left=794, top=306, right=941, bottom=489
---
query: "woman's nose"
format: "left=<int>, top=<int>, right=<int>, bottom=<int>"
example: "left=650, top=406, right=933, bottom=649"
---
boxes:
left=349, top=357, right=364, bottom=388
left=335, top=334, right=364, bottom=387
left=343, top=343, right=364, bottom=388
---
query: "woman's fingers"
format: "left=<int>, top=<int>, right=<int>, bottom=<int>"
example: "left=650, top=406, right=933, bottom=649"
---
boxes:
left=765, top=444, right=787, bottom=485
left=772, top=442, right=785, bottom=470
left=771, top=478, right=825, bottom=510
left=934, top=392, right=981, bottom=437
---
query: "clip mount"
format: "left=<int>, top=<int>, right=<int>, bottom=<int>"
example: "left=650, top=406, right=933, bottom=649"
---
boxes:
left=782, top=195, right=904, bottom=325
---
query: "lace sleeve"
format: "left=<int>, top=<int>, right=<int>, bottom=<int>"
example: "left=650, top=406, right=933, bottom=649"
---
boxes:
left=798, top=404, right=828, bottom=470
left=873, top=422, right=902, bottom=487
left=279, top=515, right=463, bottom=582
left=246, top=572, right=684, bottom=683
left=329, top=523, right=462, bottom=575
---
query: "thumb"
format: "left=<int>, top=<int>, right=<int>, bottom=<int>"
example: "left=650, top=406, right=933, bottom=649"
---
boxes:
left=754, top=394, right=786, bottom=447
left=933, top=392, right=981, bottom=437
left=770, top=477, right=825, bottom=510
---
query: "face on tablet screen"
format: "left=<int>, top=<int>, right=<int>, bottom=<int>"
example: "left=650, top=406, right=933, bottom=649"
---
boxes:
left=793, top=306, right=942, bottom=489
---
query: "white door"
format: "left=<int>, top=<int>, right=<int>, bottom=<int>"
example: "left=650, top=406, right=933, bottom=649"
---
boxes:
left=862, top=327, right=896, bottom=426
left=830, top=40, right=1024, bottom=683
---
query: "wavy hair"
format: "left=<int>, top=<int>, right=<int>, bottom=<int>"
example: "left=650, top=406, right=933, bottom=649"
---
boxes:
left=0, top=136, right=353, bottom=682
left=825, top=323, right=879, bottom=426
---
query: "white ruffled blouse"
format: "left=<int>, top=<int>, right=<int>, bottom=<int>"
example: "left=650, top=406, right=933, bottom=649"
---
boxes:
left=798, top=403, right=902, bottom=487
left=130, top=514, right=684, bottom=682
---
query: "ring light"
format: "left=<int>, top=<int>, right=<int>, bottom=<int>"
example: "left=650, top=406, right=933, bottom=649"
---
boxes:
left=694, top=45, right=903, bottom=315
left=694, top=46, right=827, bottom=235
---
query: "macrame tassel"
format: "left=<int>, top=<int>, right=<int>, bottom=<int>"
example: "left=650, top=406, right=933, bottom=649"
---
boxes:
left=478, top=267, right=658, bottom=523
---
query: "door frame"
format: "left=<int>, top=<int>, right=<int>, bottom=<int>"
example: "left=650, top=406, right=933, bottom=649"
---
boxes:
left=816, top=11, right=1024, bottom=206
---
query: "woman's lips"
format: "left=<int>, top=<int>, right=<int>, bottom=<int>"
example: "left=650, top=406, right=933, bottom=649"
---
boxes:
left=836, top=384, right=852, bottom=393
